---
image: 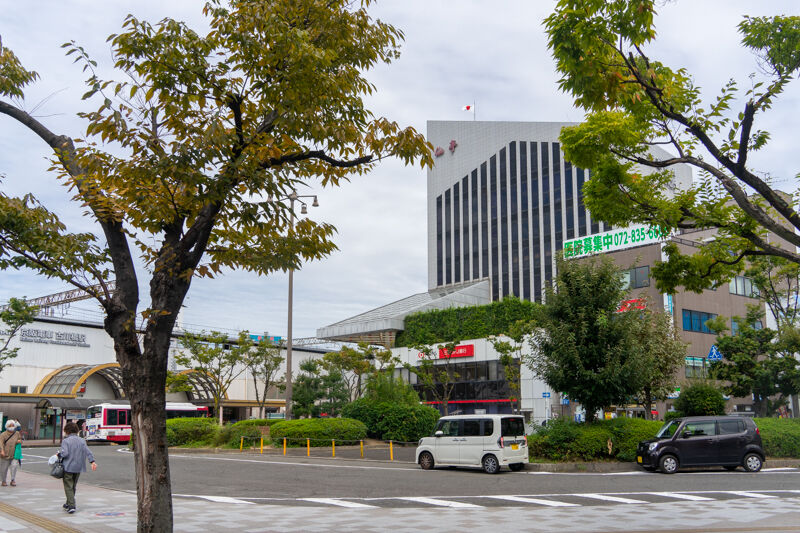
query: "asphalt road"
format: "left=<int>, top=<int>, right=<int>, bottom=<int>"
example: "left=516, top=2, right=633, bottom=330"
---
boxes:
left=20, top=444, right=800, bottom=504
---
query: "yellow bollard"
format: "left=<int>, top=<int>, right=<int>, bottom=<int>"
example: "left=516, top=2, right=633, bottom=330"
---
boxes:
left=307, top=438, right=310, bottom=457
left=390, top=440, right=394, bottom=461
left=360, top=440, right=364, bottom=458
left=283, top=437, right=287, bottom=456
left=332, top=439, right=335, bottom=458
left=240, top=436, right=244, bottom=451
left=260, top=438, right=263, bottom=454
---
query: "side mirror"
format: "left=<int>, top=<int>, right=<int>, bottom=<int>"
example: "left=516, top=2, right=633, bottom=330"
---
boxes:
left=682, top=430, right=692, bottom=438
left=434, top=430, right=443, bottom=438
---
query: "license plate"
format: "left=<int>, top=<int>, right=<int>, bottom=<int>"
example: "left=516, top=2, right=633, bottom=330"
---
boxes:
left=511, top=444, right=519, bottom=450
left=637, top=456, right=642, bottom=464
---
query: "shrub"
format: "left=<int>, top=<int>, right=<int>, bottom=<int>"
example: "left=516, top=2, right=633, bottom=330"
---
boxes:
left=754, top=418, right=800, bottom=458
left=214, top=419, right=275, bottom=448
left=270, top=418, right=367, bottom=446
left=607, top=418, right=663, bottom=461
left=342, top=399, right=440, bottom=442
left=166, top=417, right=218, bottom=446
left=664, top=411, right=682, bottom=423
left=673, top=382, right=726, bottom=416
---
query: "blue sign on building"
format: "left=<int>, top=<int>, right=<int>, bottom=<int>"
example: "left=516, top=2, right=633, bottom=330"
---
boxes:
left=542, top=392, right=551, bottom=398
left=707, top=345, right=723, bottom=361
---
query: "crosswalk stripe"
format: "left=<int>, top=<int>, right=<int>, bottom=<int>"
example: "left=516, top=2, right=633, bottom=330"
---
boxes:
left=489, top=495, right=579, bottom=507
left=577, top=493, right=647, bottom=504
left=397, top=497, right=483, bottom=508
left=647, top=492, right=714, bottom=501
left=727, top=491, right=776, bottom=499
left=300, top=498, right=378, bottom=508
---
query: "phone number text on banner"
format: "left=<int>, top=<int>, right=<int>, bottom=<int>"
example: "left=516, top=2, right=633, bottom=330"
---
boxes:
left=563, top=225, right=669, bottom=258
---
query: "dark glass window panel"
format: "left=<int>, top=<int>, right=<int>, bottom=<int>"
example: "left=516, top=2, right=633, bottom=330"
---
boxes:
left=520, top=141, right=530, bottom=300
left=510, top=142, right=520, bottom=297
left=490, top=155, right=499, bottom=299
left=445, top=189, right=452, bottom=285
left=471, top=170, right=480, bottom=279
left=500, top=147, right=509, bottom=297
left=719, top=419, right=744, bottom=435
left=530, top=142, right=541, bottom=302
left=481, top=163, right=489, bottom=279
left=552, top=143, right=562, bottom=252
left=541, top=142, right=552, bottom=285
left=436, top=195, right=443, bottom=286
left=453, top=182, right=461, bottom=283
left=682, top=309, right=718, bottom=333
left=501, top=417, right=525, bottom=437
left=462, top=175, right=469, bottom=282
left=577, top=168, right=587, bottom=237
left=565, top=160, right=574, bottom=239
left=463, top=420, right=481, bottom=436
left=107, top=409, right=119, bottom=426
left=482, top=419, right=494, bottom=436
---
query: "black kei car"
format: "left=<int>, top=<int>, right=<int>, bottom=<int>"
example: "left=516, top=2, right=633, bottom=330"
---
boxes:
left=637, top=416, right=765, bottom=474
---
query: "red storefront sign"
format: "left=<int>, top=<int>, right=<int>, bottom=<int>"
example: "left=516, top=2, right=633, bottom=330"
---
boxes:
left=438, top=344, right=474, bottom=359
left=618, top=298, right=646, bottom=312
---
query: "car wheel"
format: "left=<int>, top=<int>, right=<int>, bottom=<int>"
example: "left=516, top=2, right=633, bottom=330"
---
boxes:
left=743, top=453, right=763, bottom=473
left=723, top=465, right=738, bottom=471
left=509, top=463, right=525, bottom=472
left=659, top=454, right=679, bottom=474
left=418, top=451, right=434, bottom=470
left=482, top=454, right=500, bottom=474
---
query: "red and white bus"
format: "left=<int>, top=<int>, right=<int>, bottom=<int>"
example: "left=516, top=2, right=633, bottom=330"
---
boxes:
left=84, top=402, right=209, bottom=442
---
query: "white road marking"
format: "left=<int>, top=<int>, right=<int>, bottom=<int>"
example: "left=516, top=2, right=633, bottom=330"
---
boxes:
left=174, top=494, right=255, bottom=505
left=646, top=492, right=714, bottom=501
left=577, top=493, right=647, bottom=504
left=300, top=498, right=378, bottom=508
left=727, top=491, right=776, bottom=499
left=489, top=495, right=579, bottom=507
left=397, top=497, right=483, bottom=508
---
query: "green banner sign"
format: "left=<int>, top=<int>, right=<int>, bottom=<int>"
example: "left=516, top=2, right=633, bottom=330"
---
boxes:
left=563, top=224, right=669, bottom=258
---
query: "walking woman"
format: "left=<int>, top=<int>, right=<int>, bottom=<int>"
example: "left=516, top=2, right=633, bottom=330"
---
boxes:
left=0, top=420, right=21, bottom=486
left=59, top=422, right=98, bottom=513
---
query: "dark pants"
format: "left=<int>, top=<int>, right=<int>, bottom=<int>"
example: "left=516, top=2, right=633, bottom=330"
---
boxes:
left=62, top=472, right=81, bottom=507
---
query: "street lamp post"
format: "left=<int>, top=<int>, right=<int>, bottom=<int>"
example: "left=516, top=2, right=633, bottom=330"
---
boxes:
left=283, top=191, right=318, bottom=420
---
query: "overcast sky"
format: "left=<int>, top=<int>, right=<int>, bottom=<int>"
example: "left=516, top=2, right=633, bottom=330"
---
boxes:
left=1, top=1, right=798, bottom=339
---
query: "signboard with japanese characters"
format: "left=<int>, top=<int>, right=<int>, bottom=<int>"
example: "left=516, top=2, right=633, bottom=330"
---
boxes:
left=563, top=224, right=669, bottom=259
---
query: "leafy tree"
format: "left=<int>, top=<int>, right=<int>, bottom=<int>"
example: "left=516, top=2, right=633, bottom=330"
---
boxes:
left=0, top=2, right=428, bottom=529
left=490, top=320, right=533, bottom=414
left=291, top=359, right=349, bottom=418
left=673, top=382, right=726, bottom=417
left=528, top=257, right=642, bottom=423
left=745, top=256, right=800, bottom=328
left=175, top=331, right=249, bottom=424
left=708, top=309, right=800, bottom=417
left=628, top=306, right=687, bottom=420
left=322, top=342, right=392, bottom=402
left=0, top=297, right=37, bottom=375
left=546, top=2, right=800, bottom=293
left=363, top=368, right=420, bottom=405
left=241, top=335, right=284, bottom=419
left=405, top=340, right=462, bottom=415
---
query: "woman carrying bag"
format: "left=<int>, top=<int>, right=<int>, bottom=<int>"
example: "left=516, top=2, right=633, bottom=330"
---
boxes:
left=0, top=420, right=21, bottom=487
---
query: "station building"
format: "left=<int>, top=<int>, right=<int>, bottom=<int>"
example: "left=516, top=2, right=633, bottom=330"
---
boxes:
left=0, top=309, right=324, bottom=440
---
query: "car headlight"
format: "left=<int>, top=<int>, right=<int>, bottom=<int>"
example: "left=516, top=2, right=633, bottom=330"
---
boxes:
left=648, top=442, right=659, bottom=452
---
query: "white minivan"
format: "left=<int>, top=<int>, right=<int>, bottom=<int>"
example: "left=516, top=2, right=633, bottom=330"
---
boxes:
left=415, top=414, right=529, bottom=474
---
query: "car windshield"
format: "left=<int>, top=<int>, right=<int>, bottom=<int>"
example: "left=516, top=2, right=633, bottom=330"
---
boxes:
left=655, top=420, right=680, bottom=438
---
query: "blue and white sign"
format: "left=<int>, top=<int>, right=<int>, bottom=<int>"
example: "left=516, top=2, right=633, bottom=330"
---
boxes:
left=707, top=345, right=723, bottom=362
left=561, top=398, right=570, bottom=405
left=542, top=392, right=551, bottom=398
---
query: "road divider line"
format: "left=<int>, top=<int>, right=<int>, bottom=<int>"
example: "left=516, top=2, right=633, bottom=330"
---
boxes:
left=489, top=495, right=579, bottom=507
left=174, top=494, right=255, bottom=505
left=728, top=491, right=776, bottom=499
left=300, top=498, right=378, bottom=508
left=397, top=497, right=483, bottom=508
left=577, top=493, right=647, bottom=504
left=647, top=492, right=714, bottom=501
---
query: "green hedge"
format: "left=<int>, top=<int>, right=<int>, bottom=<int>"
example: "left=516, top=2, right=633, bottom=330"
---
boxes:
left=395, top=297, right=539, bottom=347
left=529, top=417, right=800, bottom=461
left=529, top=418, right=663, bottom=461
left=754, top=418, right=800, bottom=458
left=166, top=417, right=218, bottom=447
left=270, top=418, right=367, bottom=447
left=341, top=399, right=440, bottom=442
left=214, top=419, right=276, bottom=448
